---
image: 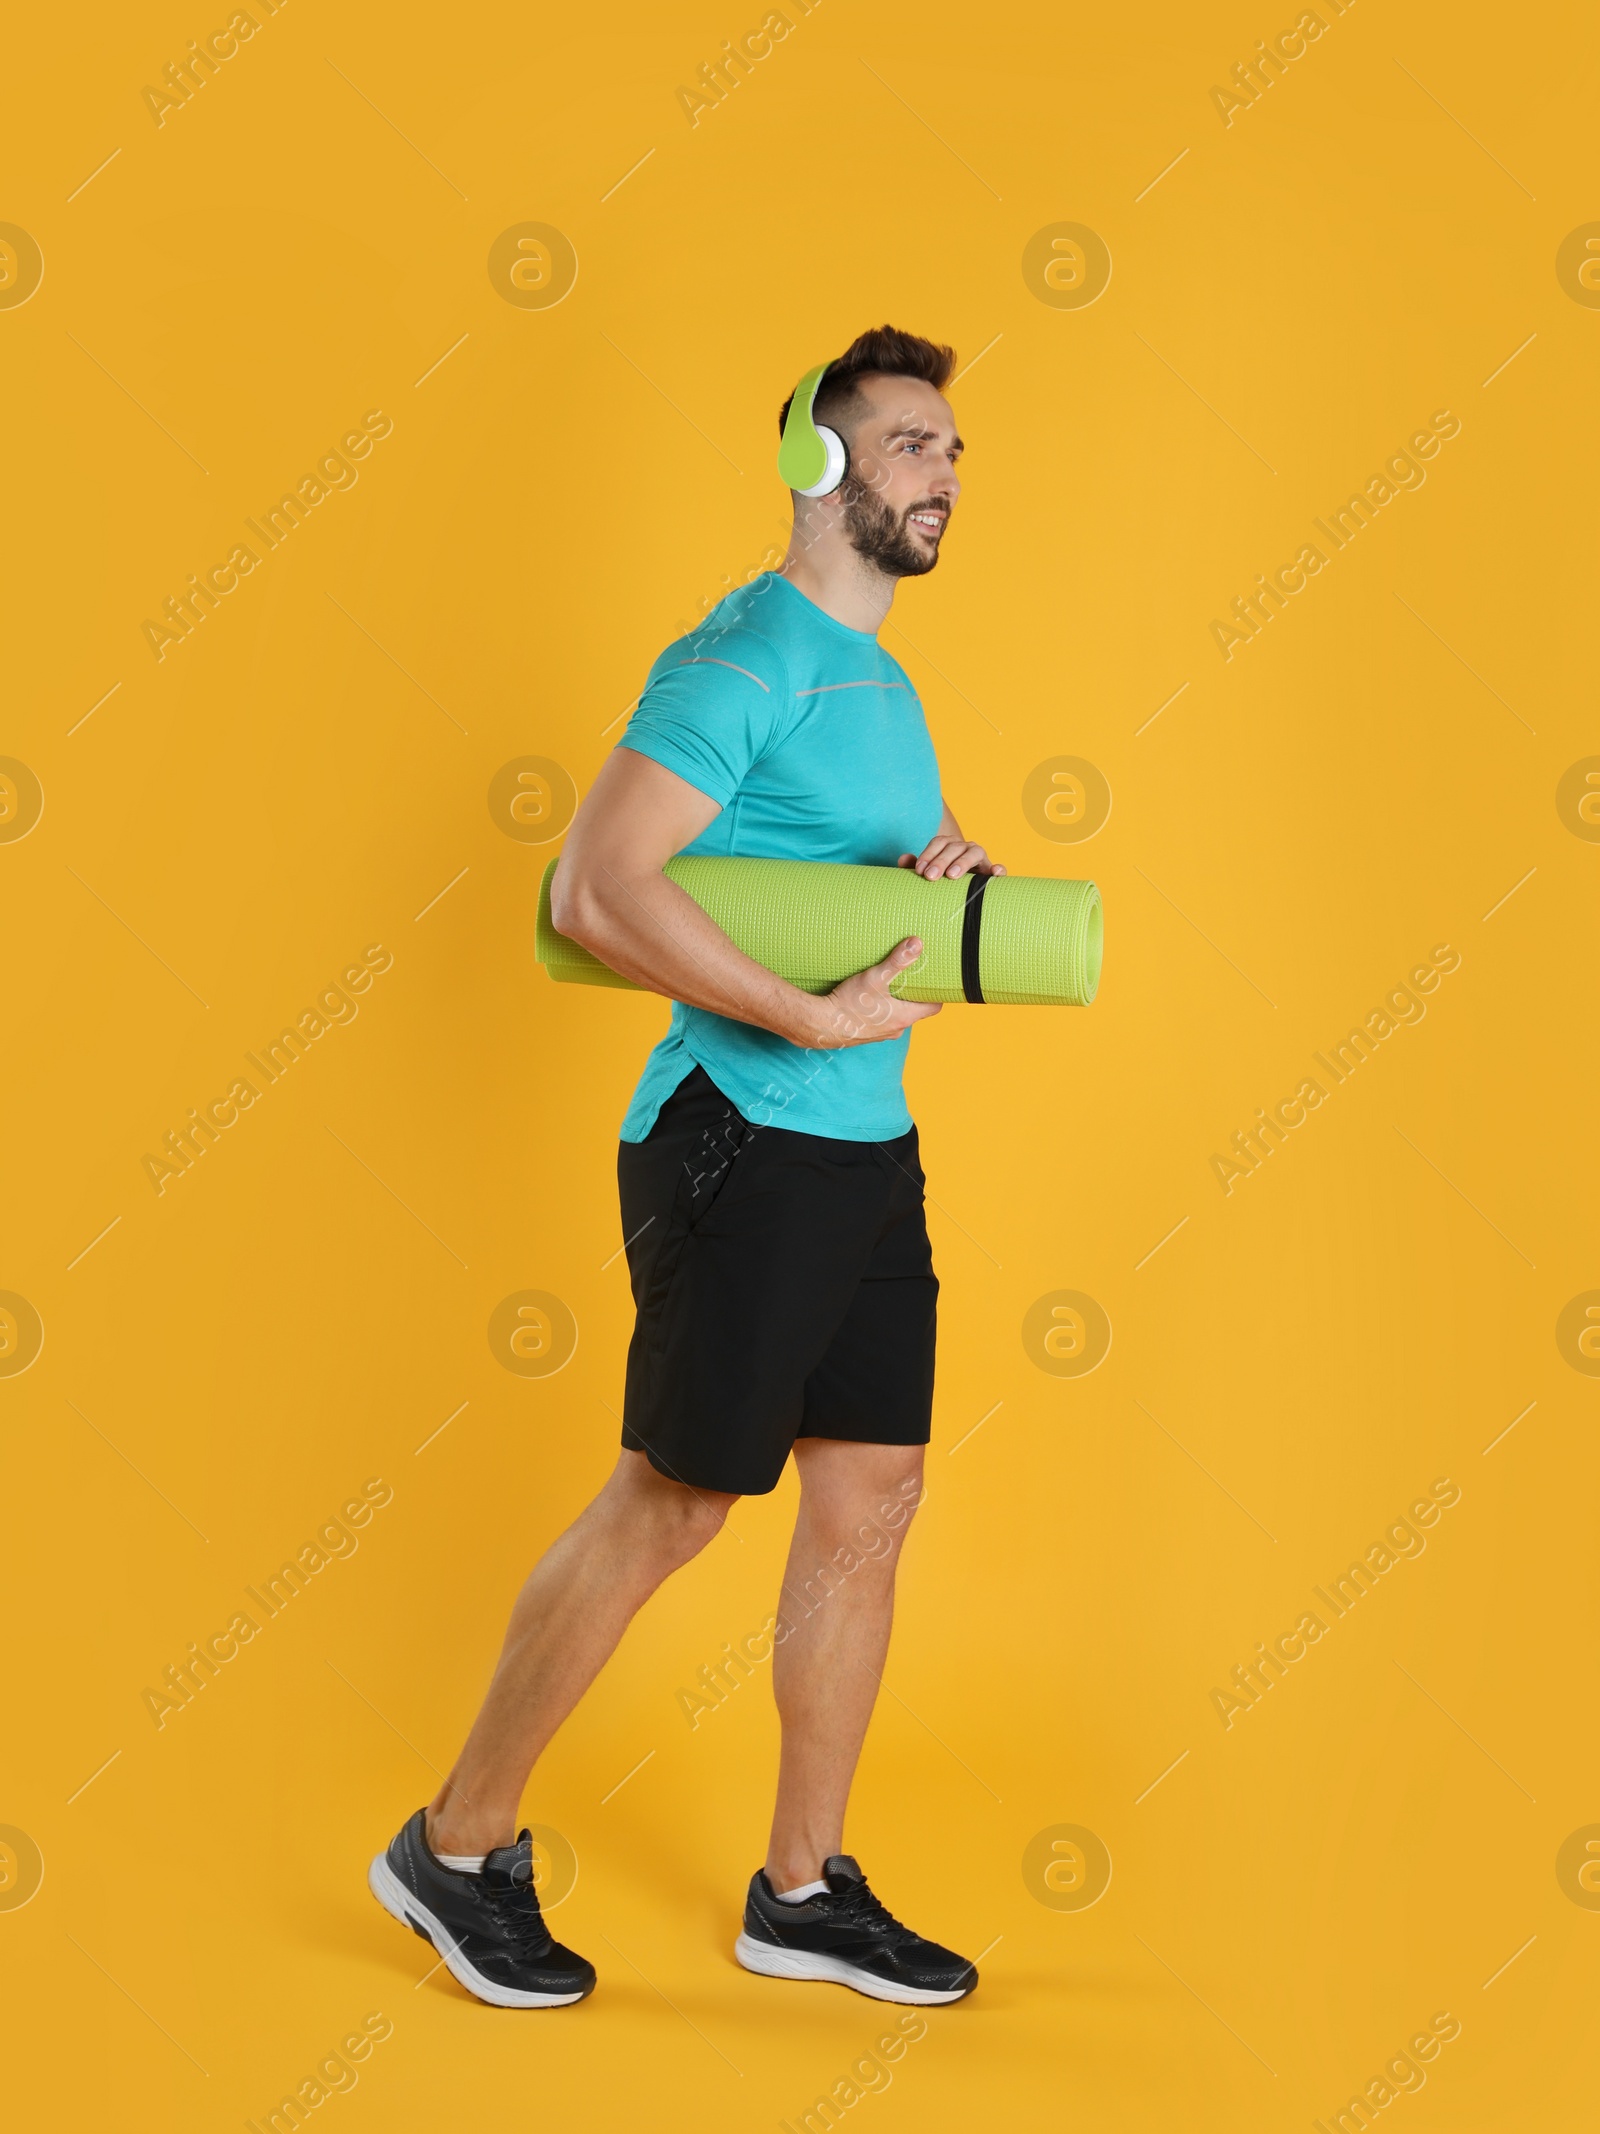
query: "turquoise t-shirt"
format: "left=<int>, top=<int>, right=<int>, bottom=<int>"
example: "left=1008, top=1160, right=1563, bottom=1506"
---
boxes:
left=616, top=573, right=944, bottom=1143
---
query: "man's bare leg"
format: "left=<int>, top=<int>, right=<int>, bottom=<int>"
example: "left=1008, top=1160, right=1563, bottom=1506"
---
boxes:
left=427, top=1449, right=739, bottom=1856
left=763, top=1439, right=923, bottom=1892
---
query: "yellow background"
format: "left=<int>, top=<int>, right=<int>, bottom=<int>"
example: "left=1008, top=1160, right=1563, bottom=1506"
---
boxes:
left=4, top=0, right=1597, bottom=2125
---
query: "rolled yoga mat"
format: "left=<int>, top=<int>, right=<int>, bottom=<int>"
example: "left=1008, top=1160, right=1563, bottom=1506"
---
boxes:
left=535, top=855, right=1102, bottom=1006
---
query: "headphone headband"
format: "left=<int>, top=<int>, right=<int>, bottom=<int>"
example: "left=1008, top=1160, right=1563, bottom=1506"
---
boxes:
left=777, top=361, right=848, bottom=498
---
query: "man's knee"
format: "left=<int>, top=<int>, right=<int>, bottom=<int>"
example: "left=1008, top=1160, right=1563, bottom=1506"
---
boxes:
left=653, top=1485, right=736, bottom=1566
left=800, top=1447, right=924, bottom=1564
left=606, top=1454, right=738, bottom=1568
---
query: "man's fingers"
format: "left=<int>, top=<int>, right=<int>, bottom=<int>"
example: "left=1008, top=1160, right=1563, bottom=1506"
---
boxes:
left=904, top=837, right=1005, bottom=880
left=867, top=935, right=923, bottom=984
left=913, top=839, right=991, bottom=879
left=820, top=933, right=943, bottom=1046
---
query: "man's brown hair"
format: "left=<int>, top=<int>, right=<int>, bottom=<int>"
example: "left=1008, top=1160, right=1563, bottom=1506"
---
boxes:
left=777, top=325, right=957, bottom=440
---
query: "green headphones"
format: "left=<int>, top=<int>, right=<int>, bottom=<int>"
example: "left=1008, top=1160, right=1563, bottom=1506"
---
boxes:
left=777, top=361, right=849, bottom=498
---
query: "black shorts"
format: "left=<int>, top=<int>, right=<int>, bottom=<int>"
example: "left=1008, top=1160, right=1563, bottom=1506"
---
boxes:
left=617, top=1065, right=938, bottom=1495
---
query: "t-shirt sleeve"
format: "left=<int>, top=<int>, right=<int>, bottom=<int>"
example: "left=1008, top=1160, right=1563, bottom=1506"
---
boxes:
left=616, top=630, right=788, bottom=808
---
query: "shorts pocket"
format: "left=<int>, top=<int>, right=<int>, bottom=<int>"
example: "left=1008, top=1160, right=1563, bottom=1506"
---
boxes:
left=872, top=1130, right=925, bottom=1200
left=629, top=1110, right=752, bottom=1358
left=677, top=1111, right=752, bottom=1231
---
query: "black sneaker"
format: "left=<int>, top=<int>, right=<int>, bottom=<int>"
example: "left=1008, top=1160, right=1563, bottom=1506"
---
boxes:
left=369, top=1809, right=595, bottom=2008
left=735, top=1855, right=977, bottom=2005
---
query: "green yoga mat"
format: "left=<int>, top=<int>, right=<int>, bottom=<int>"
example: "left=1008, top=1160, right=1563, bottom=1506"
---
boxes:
left=536, top=856, right=1102, bottom=1006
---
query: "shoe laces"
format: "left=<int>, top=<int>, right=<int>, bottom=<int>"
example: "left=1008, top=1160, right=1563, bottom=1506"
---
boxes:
left=478, top=1873, right=552, bottom=1958
left=828, top=1876, right=914, bottom=1946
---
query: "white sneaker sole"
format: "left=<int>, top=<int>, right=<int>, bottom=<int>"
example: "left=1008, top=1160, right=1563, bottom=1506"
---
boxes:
left=734, top=1930, right=973, bottom=2005
left=368, top=1852, right=589, bottom=2009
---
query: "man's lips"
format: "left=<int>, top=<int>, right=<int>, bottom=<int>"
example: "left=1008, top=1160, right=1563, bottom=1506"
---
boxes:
left=906, top=508, right=948, bottom=537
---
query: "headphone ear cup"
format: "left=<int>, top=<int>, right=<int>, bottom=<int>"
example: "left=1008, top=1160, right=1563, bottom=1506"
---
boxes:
left=797, top=424, right=849, bottom=500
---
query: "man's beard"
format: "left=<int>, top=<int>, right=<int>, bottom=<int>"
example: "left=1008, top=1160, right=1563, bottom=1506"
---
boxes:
left=840, top=482, right=946, bottom=578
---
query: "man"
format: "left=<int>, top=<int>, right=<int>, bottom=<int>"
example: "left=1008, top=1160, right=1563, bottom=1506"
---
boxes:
left=370, top=326, right=1002, bottom=2009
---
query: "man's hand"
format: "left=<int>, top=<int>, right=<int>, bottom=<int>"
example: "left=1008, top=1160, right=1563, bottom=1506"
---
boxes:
left=800, top=936, right=942, bottom=1050
left=898, top=833, right=1005, bottom=881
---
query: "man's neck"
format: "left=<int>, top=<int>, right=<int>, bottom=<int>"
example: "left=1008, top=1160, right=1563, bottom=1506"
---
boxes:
left=777, top=534, right=896, bottom=637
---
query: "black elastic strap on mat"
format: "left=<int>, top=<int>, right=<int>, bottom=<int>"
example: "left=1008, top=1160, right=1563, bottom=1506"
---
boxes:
left=960, top=872, right=987, bottom=1004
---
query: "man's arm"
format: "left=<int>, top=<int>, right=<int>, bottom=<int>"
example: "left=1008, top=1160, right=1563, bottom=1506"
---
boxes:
left=550, top=747, right=940, bottom=1050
